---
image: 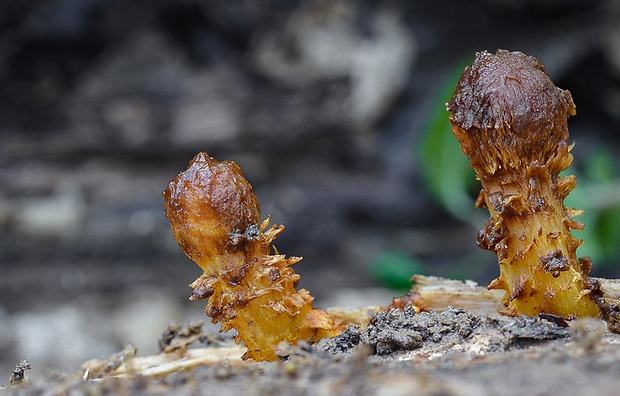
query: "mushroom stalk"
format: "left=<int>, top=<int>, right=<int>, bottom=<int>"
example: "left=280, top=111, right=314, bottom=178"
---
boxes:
left=447, top=49, right=600, bottom=318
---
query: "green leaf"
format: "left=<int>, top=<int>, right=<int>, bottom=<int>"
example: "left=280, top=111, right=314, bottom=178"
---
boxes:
left=584, top=147, right=616, bottom=183
left=418, top=59, right=481, bottom=225
left=369, top=250, right=424, bottom=291
left=593, top=206, right=620, bottom=264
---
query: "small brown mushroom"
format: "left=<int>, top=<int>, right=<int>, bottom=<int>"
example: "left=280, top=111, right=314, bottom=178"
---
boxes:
left=163, top=153, right=339, bottom=361
left=447, top=49, right=600, bottom=318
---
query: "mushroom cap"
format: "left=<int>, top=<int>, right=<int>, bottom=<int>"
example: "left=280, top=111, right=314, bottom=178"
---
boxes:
left=447, top=49, right=576, bottom=176
left=163, top=152, right=260, bottom=267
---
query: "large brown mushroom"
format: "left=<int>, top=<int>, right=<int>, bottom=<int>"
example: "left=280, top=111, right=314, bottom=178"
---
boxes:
left=447, top=49, right=600, bottom=318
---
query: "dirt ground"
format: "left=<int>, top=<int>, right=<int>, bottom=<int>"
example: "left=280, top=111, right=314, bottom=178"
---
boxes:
left=4, top=306, right=620, bottom=395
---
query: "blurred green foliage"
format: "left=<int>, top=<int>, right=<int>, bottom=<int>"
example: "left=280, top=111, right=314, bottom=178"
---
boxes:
left=564, top=147, right=620, bottom=266
left=419, top=59, right=482, bottom=227
left=418, top=61, right=620, bottom=272
left=369, top=250, right=425, bottom=292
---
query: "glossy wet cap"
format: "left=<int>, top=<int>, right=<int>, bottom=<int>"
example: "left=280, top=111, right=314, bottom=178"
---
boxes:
left=163, top=152, right=260, bottom=265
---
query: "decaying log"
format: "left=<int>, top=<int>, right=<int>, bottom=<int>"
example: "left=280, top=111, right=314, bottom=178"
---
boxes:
left=81, top=275, right=620, bottom=380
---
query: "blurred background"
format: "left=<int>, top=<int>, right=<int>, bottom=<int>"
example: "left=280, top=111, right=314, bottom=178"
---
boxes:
left=1, top=0, right=620, bottom=376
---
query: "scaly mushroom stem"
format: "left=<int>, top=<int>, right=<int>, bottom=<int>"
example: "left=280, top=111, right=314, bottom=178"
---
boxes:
left=447, top=49, right=600, bottom=318
left=479, top=167, right=597, bottom=317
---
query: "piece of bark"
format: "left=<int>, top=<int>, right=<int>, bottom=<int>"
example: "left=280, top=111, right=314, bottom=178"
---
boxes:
left=392, top=275, right=505, bottom=315
left=395, top=275, right=620, bottom=331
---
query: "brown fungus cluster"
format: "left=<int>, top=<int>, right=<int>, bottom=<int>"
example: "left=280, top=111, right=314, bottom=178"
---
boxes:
left=447, top=49, right=600, bottom=318
left=163, top=153, right=339, bottom=361
left=162, top=50, right=609, bottom=362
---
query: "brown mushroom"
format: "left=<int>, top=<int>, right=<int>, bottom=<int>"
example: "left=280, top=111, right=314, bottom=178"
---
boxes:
left=163, top=153, right=339, bottom=361
left=447, top=49, right=600, bottom=318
